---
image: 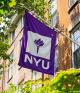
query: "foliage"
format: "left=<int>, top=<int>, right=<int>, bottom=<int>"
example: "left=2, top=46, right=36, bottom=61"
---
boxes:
left=0, top=22, right=10, bottom=61
left=16, top=0, right=44, bottom=18
left=0, top=0, right=12, bottom=61
left=52, top=69, right=80, bottom=93
left=0, top=0, right=44, bottom=18
left=0, top=0, right=45, bottom=61
left=1, top=69, right=80, bottom=93
left=22, top=80, right=32, bottom=93
left=32, top=69, right=80, bottom=93
left=0, top=33, right=9, bottom=60
left=1, top=83, right=16, bottom=93
left=0, top=0, right=16, bottom=16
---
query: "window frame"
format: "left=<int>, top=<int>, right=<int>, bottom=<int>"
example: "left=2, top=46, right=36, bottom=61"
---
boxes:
left=71, top=26, right=80, bottom=68
left=8, top=51, right=14, bottom=80
left=69, top=0, right=78, bottom=7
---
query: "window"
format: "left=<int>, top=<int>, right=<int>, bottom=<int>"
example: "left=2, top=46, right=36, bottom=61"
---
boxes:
left=17, top=84, right=23, bottom=93
left=8, top=63, right=13, bottom=80
left=31, top=71, right=42, bottom=91
left=0, top=65, right=3, bottom=77
left=17, top=17, right=23, bottom=29
left=32, top=71, right=37, bottom=80
left=51, top=11, right=57, bottom=27
left=71, top=27, right=80, bottom=68
left=8, top=51, right=14, bottom=80
left=20, top=38, right=22, bottom=48
left=31, top=71, right=37, bottom=91
left=50, top=0, right=57, bottom=14
left=10, top=30, right=15, bottom=44
left=72, top=27, right=80, bottom=52
left=15, top=17, right=24, bottom=37
left=49, top=0, right=57, bottom=26
left=74, top=47, right=80, bottom=68
left=18, top=38, right=22, bottom=70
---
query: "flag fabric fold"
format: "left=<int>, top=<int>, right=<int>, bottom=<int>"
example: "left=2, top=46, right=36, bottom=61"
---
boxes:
left=18, top=12, right=56, bottom=75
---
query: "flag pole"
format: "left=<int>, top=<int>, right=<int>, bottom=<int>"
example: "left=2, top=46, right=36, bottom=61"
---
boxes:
left=18, top=3, right=80, bottom=47
left=42, top=73, right=44, bottom=87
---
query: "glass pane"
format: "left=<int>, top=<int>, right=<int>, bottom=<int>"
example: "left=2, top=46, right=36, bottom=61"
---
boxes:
left=74, top=30, right=80, bottom=41
left=50, top=0, right=57, bottom=15
left=72, top=27, right=80, bottom=51
left=9, top=64, right=13, bottom=79
left=74, top=44, right=79, bottom=51
left=51, top=11, right=57, bottom=26
left=32, top=71, right=36, bottom=80
left=74, top=47, right=80, bottom=68
left=77, top=36, right=80, bottom=44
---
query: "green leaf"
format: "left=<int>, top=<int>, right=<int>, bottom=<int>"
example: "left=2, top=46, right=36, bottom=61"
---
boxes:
left=9, top=0, right=16, bottom=7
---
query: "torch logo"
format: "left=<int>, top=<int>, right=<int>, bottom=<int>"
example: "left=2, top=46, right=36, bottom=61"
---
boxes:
left=34, top=39, right=44, bottom=53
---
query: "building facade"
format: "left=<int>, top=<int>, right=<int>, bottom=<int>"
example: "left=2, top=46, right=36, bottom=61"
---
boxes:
left=68, top=0, right=80, bottom=68
left=49, top=0, right=72, bottom=71
left=57, top=0, right=72, bottom=70
left=50, top=0, right=80, bottom=71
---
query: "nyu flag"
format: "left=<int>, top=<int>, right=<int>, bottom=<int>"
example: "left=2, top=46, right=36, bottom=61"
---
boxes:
left=18, top=12, right=56, bottom=75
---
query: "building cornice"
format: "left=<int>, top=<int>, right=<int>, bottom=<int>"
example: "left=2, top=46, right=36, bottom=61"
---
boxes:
left=9, top=11, right=25, bottom=32
left=69, top=22, right=80, bottom=33
left=68, top=0, right=79, bottom=14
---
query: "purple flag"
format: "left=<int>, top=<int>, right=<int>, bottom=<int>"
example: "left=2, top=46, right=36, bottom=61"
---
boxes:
left=18, top=12, right=56, bottom=75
